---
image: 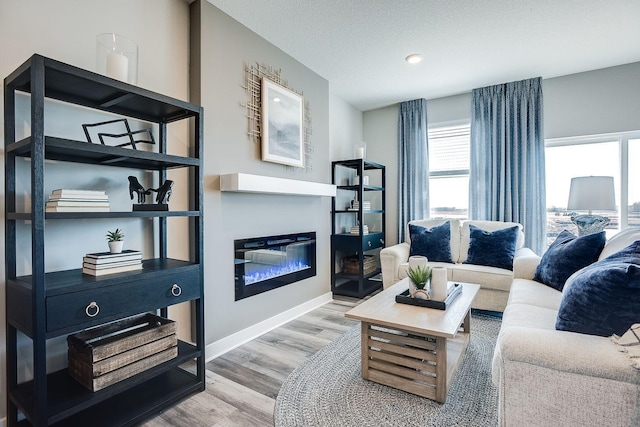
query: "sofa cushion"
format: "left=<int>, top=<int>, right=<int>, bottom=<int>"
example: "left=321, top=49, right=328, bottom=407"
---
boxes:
left=407, top=219, right=461, bottom=261
left=464, top=224, right=520, bottom=270
left=599, top=228, right=640, bottom=260
left=408, top=221, right=454, bottom=262
left=534, top=230, right=606, bottom=291
left=507, top=279, right=563, bottom=311
left=451, top=263, right=514, bottom=292
left=459, top=220, right=524, bottom=263
left=556, top=241, right=640, bottom=337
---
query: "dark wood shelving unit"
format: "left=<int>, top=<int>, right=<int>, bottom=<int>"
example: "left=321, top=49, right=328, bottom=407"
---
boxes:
left=331, top=159, right=385, bottom=298
left=4, top=54, right=205, bottom=426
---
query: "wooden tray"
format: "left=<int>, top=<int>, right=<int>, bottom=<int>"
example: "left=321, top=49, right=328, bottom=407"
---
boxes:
left=395, top=282, right=462, bottom=310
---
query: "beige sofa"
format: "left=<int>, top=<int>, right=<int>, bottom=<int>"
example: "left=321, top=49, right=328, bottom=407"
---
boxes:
left=492, top=228, right=640, bottom=426
left=380, top=219, right=534, bottom=312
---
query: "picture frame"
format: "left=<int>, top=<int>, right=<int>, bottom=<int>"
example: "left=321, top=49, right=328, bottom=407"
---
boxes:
left=261, top=77, right=304, bottom=167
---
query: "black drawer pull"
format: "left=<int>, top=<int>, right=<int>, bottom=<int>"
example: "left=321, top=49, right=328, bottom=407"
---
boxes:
left=85, top=301, right=100, bottom=317
left=171, top=284, right=182, bottom=297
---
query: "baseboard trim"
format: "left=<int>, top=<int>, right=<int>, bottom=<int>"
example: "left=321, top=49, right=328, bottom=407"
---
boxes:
left=205, top=292, right=333, bottom=361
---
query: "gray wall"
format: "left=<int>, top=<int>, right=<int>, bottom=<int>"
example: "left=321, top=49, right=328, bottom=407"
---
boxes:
left=363, top=62, right=640, bottom=246
left=192, top=1, right=334, bottom=344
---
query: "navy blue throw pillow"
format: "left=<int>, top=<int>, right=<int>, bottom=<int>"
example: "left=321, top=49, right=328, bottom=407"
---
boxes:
left=556, top=240, right=640, bottom=337
left=534, top=230, right=606, bottom=291
left=464, top=224, right=519, bottom=270
left=408, top=222, right=454, bottom=263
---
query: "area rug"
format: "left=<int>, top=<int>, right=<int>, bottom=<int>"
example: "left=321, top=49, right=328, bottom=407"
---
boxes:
left=274, top=314, right=500, bottom=427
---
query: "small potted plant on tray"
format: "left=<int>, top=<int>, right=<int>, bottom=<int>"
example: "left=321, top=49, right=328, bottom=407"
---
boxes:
left=407, top=264, right=432, bottom=300
left=106, top=228, right=124, bottom=253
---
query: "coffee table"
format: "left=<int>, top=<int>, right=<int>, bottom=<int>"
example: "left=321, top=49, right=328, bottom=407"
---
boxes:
left=345, top=278, right=480, bottom=403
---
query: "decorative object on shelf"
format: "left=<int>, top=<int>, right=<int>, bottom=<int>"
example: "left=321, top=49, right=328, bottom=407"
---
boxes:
left=362, top=175, right=370, bottom=185
left=82, top=118, right=155, bottom=149
left=342, top=255, right=378, bottom=275
left=430, top=267, right=449, bottom=301
left=354, top=142, right=366, bottom=159
left=67, top=313, right=176, bottom=391
left=96, top=33, right=138, bottom=84
left=242, top=62, right=313, bottom=170
left=128, top=176, right=173, bottom=211
left=106, top=228, right=125, bottom=253
left=261, top=78, right=304, bottom=167
left=567, top=176, right=616, bottom=236
left=83, top=250, right=143, bottom=276
left=46, top=189, right=110, bottom=212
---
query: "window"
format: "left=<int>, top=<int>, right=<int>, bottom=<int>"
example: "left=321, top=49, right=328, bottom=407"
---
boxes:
left=545, top=132, right=640, bottom=245
left=428, top=124, right=470, bottom=219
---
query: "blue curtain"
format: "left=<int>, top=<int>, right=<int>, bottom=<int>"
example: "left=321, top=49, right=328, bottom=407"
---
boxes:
left=469, top=77, right=546, bottom=255
left=398, top=99, right=429, bottom=242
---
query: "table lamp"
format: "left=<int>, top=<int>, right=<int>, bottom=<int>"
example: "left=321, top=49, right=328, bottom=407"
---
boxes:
left=567, top=176, right=615, bottom=236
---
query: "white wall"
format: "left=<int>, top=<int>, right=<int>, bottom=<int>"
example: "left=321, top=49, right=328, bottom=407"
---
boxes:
left=329, top=93, right=363, bottom=161
left=0, top=0, right=191, bottom=423
left=363, top=62, right=640, bottom=245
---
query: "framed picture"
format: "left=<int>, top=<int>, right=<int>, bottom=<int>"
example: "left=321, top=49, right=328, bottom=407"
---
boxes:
left=261, top=78, right=304, bottom=167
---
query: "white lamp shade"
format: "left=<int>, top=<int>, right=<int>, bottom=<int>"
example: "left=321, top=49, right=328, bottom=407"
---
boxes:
left=567, top=176, right=616, bottom=211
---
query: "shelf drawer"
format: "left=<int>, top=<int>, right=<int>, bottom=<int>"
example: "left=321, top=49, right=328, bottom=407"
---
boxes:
left=333, top=232, right=384, bottom=252
left=46, top=270, right=200, bottom=334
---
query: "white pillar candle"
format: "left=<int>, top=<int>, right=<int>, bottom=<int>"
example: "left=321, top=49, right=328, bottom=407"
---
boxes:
left=430, top=267, right=448, bottom=301
left=356, top=147, right=365, bottom=158
left=106, top=51, right=129, bottom=81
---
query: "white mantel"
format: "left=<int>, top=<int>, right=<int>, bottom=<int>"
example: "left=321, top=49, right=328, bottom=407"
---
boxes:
left=220, top=173, right=337, bottom=197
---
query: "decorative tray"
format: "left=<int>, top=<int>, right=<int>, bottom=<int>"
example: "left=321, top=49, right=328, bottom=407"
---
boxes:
left=395, top=283, right=462, bottom=310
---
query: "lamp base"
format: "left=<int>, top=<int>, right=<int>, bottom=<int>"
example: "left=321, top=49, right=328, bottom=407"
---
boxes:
left=571, top=214, right=610, bottom=236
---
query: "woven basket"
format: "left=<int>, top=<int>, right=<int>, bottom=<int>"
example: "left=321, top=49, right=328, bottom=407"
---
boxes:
left=342, top=255, right=377, bottom=275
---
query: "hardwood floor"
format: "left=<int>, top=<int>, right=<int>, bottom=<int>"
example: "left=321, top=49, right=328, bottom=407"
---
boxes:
left=141, top=297, right=362, bottom=427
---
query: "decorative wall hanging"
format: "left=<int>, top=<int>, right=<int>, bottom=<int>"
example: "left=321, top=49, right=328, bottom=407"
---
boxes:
left=261, top=78, right=304, bottom=167
left=242, top=62, right=313, bottom=170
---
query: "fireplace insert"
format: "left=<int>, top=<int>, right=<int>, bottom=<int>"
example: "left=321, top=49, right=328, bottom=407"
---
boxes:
left=234, top=232, right=316, bottom=300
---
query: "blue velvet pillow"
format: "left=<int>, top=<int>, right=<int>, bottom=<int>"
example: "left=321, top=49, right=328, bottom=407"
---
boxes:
left=408, top=222, right=454, bottom=263
left=556, top=240, right=640, bottom=337
left=463, top=224, right=519, bottom=270
left=534, top=230, right=606, bottom=291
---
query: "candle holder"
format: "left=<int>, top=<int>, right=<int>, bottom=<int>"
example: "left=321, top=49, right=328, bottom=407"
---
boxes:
left=96, top=33, right=138, bottom=84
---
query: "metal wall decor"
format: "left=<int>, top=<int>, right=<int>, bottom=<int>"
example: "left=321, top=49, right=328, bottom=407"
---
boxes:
left=242, top=62, right=313, bottom=170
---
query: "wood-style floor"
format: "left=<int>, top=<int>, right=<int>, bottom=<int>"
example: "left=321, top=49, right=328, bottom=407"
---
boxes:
left=142, top=297, right=361, bottom=427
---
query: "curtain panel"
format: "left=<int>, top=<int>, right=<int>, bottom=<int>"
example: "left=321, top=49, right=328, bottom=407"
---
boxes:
left=397, top=98, right=429, bottom=242
left=469, top=77, right=546, bottom=254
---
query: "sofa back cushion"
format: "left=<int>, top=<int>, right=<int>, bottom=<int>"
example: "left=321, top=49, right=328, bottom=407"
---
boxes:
left=459, top=220, right=524, bottom=264
left=408, top=222, right=455, bottom=262
left=599, top=228, right=640, bottom=261
left=407, top=219, right=461, bottom=261
left=463, top=224, right=520, bottom=270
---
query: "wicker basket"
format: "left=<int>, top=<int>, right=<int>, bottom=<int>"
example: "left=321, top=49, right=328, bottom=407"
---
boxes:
left=342, top=255, right=377, bottom=275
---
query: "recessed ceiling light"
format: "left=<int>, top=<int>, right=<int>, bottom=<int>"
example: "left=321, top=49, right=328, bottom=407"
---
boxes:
left=405, top=54, right=423, bottom=64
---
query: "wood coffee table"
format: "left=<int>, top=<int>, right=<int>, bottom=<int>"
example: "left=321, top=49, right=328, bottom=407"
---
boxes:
left=345, top=279, right=480, bottom=403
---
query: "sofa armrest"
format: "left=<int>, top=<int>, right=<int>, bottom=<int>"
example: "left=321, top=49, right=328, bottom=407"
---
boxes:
left=512, top=247, right=541, bottom=280
left=493, top=327, right=637, bottom=386
left=380, top=243, right=410, bottom=288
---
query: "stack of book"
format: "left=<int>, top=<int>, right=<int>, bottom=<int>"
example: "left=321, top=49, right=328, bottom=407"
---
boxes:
left=46, top=189, right=110, bottom=213
left=350, top=224, right=369, bottom=235
left=82, top=250, right=143, bottom=276
left=348, top=201, right=371, bottom=211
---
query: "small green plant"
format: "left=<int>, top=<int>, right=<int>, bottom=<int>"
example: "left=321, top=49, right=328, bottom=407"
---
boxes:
left=407, top=265, right=432, bottom=290
left=106, top=228, right=124, bottom=242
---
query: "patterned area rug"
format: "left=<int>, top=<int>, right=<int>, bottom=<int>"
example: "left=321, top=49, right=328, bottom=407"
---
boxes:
left=274, top=314, right=500, bottom=427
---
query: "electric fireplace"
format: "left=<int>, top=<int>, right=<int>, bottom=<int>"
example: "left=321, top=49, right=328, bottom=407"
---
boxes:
left=234, top=232, right=316, bottom=301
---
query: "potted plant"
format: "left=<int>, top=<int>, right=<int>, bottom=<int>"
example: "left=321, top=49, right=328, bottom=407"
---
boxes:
left=407, top=264, right=432, bottom=299
left=106, top=228, right=124, bottom=253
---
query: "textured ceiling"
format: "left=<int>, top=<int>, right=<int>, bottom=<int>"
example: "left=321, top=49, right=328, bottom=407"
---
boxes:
left=208, top=0, right=640, bottom=111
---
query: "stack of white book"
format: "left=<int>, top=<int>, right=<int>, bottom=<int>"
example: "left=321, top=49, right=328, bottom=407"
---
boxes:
left=82, top=250, right=143, bottom=276
left=46, top=189, right=110, bottom=213
left=348, top=201, right=371, bottom=211
left=350, top=225, right=369, bottom=235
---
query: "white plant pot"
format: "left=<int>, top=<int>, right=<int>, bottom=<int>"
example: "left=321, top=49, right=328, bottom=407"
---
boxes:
left=108, top=241, right=124, bottom=254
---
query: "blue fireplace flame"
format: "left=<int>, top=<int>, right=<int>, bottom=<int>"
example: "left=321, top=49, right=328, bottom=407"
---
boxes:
left=244, top=260, right=311, bottom=285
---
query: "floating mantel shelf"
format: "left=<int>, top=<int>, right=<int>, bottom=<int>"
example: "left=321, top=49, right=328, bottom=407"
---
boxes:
left=220, top=173, right=337, bottom=197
